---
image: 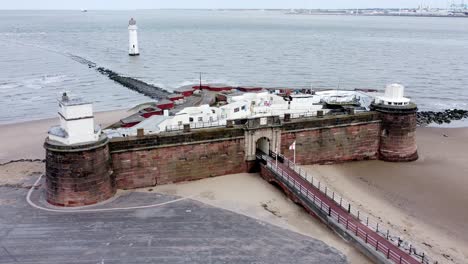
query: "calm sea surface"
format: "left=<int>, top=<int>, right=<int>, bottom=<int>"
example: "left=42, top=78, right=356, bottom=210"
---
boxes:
left=0, top=10, right=467, bottom=124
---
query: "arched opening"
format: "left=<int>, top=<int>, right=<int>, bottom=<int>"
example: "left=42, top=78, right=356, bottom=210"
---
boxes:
left=256, top=137, right=270, bottom=154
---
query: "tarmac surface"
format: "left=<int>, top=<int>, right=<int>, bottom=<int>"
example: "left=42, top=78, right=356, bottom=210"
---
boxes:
left=0, top=177, right=347, bottom=264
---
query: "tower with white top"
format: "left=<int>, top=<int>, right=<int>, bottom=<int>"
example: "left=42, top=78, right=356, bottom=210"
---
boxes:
left=44, top=93, right=115, bottom=207
left=128, top=18, right=139, bottom=56
left=371, top=84, right=418, bottom=162
left=48, top=93, right=100, bottom=145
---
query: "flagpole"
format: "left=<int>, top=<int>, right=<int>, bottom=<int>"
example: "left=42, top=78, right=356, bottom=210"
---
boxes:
left=275, top=147, right=278, bottom=168
left=293, top=146, right=296, bottom=164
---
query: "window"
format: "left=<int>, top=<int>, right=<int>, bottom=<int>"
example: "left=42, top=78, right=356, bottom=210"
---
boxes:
left=178, top=121, right=182, bottom=126
left=211, top=110, right=215, bottom=114
left=241, top=105, right=246, bottom=110
left=198, top=117, right=203, bottom=122
left=260, top=117, right=267, bottom=125
left=189, top=117, right=194, bottom=122
left=234, top=108, right=240, bottom=113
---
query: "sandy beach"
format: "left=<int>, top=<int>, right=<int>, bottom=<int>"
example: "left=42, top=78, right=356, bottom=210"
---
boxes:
left=0, top=110, right=130, bottom=164
left=302, top=127, right=468, bottom=264
left=1, top=113, right=467, bottom=263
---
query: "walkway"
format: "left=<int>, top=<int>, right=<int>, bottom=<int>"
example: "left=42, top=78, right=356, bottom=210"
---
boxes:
left=257, top=152, right=430, bottom=264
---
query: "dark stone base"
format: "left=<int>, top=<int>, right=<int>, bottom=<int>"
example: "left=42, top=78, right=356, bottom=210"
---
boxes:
left=246, top=160, right=259, bottom=173
left=379, top=151, right=419, bottom=162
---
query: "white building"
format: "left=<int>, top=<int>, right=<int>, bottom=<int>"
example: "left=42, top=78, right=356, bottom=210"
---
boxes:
left=226, top=92, right=326, bottom=118
left=105, top=115, right=170, bottom=138
left=169, top=105, right=222, bottom=128
left=48, top=93, right=101, bottom=145
left=374, top=84, right=411, bottom=106
left=220, top=101, right=250, bottom=120
left=128, top=18, right=139, bottom=56
left=103, top=87, right=397, bottom=138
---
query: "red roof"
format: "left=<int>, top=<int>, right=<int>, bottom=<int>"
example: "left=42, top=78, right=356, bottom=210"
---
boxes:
left=237, top=86, right=264, bottom=92
left=206, top=85, right=233, bottom=92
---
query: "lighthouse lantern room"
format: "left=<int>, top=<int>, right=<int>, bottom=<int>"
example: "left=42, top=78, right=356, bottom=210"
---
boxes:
left=128, top=18, right=140, bottom=56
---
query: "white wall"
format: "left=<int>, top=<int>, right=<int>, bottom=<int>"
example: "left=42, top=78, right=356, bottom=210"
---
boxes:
left=60, top=103, right=93, bottom=120
left=65, top=118, right=98, bottom=145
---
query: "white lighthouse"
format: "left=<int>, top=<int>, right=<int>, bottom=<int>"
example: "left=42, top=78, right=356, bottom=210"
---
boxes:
left=128, top=18, right=139, bottom=56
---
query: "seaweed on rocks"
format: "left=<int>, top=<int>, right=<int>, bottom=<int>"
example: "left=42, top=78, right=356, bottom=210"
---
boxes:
left=417, top=109, right=468, bottom=126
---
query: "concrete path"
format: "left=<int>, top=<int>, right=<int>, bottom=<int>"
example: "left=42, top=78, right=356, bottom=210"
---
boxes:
left=0, top=181, right=347, bottom=264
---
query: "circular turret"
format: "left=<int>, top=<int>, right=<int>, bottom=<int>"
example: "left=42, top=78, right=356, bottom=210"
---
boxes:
left=44, top=94, right=115, bottom=207
left=371, top=84, right=418, bottom=162
left=45, top=135, right=115, bottom=207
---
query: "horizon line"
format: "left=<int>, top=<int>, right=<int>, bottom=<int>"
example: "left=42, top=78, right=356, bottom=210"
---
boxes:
left=0, top=7, right=435, bottom=11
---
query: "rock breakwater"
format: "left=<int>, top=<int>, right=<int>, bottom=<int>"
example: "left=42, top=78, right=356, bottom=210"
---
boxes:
left=417, top=109, right=468, bottom=126
left=96, top=67, right=171, bottom=100
left=68, top=54, right=171, bottom=100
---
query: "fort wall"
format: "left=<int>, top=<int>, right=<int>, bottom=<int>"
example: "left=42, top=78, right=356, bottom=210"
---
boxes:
left=280, top=113, right=382, bottom=164
left=44, top=111, right=417, bottom=207
left=109, top=127, right=246, bottom=189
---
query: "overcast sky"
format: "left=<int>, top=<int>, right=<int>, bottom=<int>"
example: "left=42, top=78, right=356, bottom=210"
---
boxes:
left=0, top=0, right=453, bottom=10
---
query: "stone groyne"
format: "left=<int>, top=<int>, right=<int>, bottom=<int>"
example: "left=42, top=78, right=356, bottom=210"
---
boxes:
left=68, top=54, right=171, bottom=100
left=96, top=67, right=171, bottom=100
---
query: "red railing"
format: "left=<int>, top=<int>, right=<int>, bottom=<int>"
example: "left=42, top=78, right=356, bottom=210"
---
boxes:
left=259, top=152, right=436, bottom=264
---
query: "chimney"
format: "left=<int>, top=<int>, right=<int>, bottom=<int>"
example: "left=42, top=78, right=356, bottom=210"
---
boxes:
left=62, top=92, right=69, bottom=102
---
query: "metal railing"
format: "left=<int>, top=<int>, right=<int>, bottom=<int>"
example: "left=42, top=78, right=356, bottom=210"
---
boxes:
left=164, top=120, right=225, bottom=132
left=258, top=152, right=436, bottom=264
left=288, top=112, right=317, bottom=119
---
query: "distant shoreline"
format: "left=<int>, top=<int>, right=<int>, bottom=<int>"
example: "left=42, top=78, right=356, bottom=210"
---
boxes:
left=1, top=9, right=466, bottom=18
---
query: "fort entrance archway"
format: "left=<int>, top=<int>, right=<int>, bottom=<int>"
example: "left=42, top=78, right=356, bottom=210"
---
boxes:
left=256, top=137, right=270, bottom=154
left=244, top=116, right=282, bottom=161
